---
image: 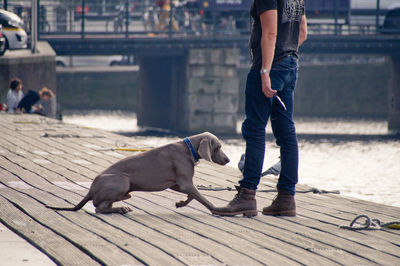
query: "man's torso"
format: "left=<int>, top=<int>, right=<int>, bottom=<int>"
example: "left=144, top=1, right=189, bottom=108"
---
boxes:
left=249, top=0, right=304, bottom=70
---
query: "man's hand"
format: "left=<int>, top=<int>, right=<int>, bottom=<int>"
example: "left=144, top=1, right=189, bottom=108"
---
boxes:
left=261, top=74, right=276, bottom=98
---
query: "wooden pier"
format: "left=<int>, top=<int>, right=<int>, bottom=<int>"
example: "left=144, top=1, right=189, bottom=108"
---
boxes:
left=0, top=114, right=399, bottom=265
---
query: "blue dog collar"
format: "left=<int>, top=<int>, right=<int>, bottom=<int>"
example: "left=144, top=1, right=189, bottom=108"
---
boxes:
left=184, top=137, right=200, bottom=163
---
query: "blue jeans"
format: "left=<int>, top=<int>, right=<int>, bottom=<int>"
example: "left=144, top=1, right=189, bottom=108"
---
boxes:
left=239, top=55, right=299, bottom=195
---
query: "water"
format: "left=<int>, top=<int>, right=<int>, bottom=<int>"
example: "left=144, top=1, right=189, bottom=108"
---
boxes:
left=63, top=110, right=400, bottom=207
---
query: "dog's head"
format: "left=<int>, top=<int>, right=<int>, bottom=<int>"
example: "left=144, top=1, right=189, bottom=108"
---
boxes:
left=196, top=132, right=230, bottom=165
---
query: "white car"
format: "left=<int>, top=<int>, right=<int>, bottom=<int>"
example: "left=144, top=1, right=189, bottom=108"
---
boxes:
left=56, top=55, right=133, bottom=67
left=0, top=25, right=6, bottom=55
left=0, top=9, right=28, bottom=54
left=350, top=0, right=400, bottom=30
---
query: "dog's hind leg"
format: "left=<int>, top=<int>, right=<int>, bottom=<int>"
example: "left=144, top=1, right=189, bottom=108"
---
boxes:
left=95, top=201, right=132, bottom=214
left=116, top=193, right=132, bottom=202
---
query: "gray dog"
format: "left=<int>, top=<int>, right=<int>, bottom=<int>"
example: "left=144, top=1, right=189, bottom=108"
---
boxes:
left=47, top=132, right=230, bottom=214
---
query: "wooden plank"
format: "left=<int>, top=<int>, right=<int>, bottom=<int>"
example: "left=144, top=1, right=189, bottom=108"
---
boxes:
left=294, top=208, right=400, bottom=256
left=288, top=193, right=400, bottom=238
left=203, top=189, right=400, bottom=264
left=1, top=132, right=99, bottom=179
left=0, top=169, right=216, bottom=265
left=63, top=212, right=219, bottom=265
left=108, top=195, right=286, bottom=265
left=13, top=128, right=121, bottom=167
left=2, top=114, right=400, bottom=265
left=0, top=185, right=143, bottom=265
left=2, top=156, right=232, bottom=264
left=126, top=192, right=330, bottom=265
left=0, top=195, right=97, bottom=266
left=170, top=188, right=397, bottom=262
left=139, top=192, right=339, bottom=265
left=133, top=190, right=374, bottom=265
left=0, top=149, right=89, bottom=185
left=0, top=157, right=86, bottom=206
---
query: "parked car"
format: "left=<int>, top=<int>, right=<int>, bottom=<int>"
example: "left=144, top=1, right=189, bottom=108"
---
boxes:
left=383, top=4, right=400, bottom=33
left=306, top=0, right=400, bottom=31
left=0, top=9, right=28, bottom=53
left=56, top=55, right=126, bottom=67
left=350, top=0, right=400, bottom=31
left=0, top=25, right=6, bottom=55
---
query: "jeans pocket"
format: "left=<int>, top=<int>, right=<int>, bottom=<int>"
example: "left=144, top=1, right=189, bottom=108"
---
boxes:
left=270, top=72, right=286, bottom=92
left=272, top=56, right=298, bottom=72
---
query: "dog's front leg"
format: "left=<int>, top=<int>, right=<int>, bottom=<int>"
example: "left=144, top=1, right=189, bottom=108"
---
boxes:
left=175, top=195, right=194, bottom=208
left=187, top=185, right=216, bottom=212
left=170, top=185, right=194, bottom=208
left=171, top=183, right=215, bottom=212
left=177, top=184, right=216, bottom=212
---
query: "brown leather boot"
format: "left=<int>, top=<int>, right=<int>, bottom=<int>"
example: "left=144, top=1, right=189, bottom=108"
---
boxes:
left=212, top=186, right=257, bottom=217
left=262, top=190, right=296, bottom=216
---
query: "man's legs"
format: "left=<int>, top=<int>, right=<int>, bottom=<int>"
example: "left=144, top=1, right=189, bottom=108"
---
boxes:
left=263, top=56, right=299, bottom=216
left=212, top=56, right=299, bottom=217
left=271, top=64, right=299, bottom=195
left=240, top=56, right=299, bottom=192
left=212, top=69, right=271, bottom=217
left=240, top=70, right=272, bottom=190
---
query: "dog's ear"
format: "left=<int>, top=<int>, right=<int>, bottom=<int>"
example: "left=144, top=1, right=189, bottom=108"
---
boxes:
left=198, top=138, right=212, bottom=162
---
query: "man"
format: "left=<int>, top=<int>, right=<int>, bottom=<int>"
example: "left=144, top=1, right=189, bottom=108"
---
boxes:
left=212, top=0, right=307, bottom=217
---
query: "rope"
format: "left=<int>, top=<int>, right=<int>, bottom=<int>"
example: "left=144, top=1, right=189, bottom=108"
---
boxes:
left=41, top=133, right=105, bottom=138
left=94, top=147, right=150, bottom=152
left=197, top=185, right=234, bottom=191
left=93, top=140, right=151, bottom=152
left=13, top=121, right=40, bottom=124
left=115, top=140, right=128, bottom=148
left=197, top=185, right=340, bottom=194
left=340, top=215, right=400, bottom=230
left=13, top=120, right=59, bottom=125
left=113, top=140, right=150, bottom=152
left=115, top=147, right=149, bottom=152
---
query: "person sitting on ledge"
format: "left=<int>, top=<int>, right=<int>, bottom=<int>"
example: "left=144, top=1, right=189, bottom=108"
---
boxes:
left=6, top=78, right=24, bottom=113
left=17, top=87, right=54, bottom=115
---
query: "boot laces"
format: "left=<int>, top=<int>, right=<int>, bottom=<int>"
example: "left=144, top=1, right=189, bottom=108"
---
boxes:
left=271, top=195, right=279, bottom=206
left=232, top=189, right=244, bottom=202
left=271, top=193, right=292, bottom=206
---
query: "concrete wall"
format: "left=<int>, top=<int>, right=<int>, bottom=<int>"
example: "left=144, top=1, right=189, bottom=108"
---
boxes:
left=238, top=60, right=390, bottom=118
left=295, top=61, right=390, bottom=117
left=55, top=58, right=390, bottom=118
left=137, top=55, right=186, bottom=130
left=182, top=48, right=240, bottom=133
left=0, top=42, right=56, bottom=103
left=135, top=48, right=240, bottom=134
left=56, top=66, right=139, bottom=110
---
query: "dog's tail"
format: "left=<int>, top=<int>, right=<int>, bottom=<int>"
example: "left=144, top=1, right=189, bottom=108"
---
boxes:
left=46, top=193, right=91, bottom=211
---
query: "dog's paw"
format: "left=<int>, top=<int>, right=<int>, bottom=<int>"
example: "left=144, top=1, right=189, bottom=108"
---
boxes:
left=120, top=206, right=132, bottom=214
left=175, top=201, right=186, bottom=208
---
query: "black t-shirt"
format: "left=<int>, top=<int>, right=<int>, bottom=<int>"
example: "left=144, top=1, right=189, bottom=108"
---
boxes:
left=249, top=0, right=305, bottom=70
left=17, top=90, right=40, bottom=113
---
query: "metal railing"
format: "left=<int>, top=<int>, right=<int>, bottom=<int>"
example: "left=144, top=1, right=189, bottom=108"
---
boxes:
left=1, top=0, right=399, bottom=38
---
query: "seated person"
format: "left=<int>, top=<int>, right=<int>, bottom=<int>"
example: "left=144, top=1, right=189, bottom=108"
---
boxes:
left=6, top=78, right=24, bottom=113
left=17, top=87, right=54, bottom=115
